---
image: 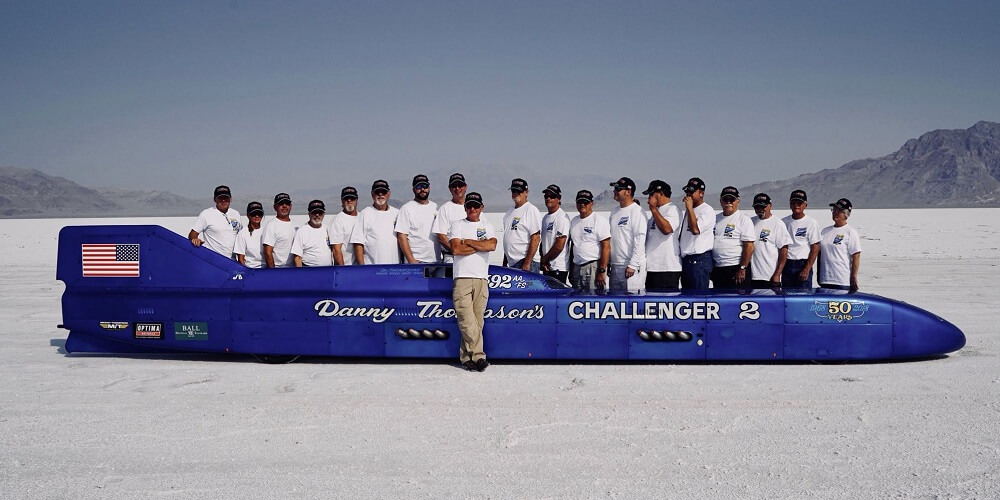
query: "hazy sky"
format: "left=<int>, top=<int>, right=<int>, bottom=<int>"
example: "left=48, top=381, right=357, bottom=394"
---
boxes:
left=2, top=0, right=998, bottom=197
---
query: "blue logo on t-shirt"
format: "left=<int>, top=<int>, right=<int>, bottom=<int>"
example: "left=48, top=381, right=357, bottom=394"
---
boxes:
left=795, top=228, right=807, bottom=237
left=617, top=216, right=629, bottom=226
left=723, top=224, right=735, bottom=237
left=477, top=228, right=487, bottom=239
left=759, top=229, right=771, bottom=243
left=833, top=234, right=844, bottom=245
left=583, top=227, right=593, bottom=234
left=545, top=222, right=554, bottom=232
left=510, top=217, right=521, bottom=231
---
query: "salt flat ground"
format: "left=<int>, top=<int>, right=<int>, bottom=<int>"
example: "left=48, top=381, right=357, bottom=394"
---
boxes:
left=1, top=209, right=997, bottom=499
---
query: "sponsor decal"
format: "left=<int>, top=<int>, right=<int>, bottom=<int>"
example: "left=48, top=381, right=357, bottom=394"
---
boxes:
left=810, top=300, right=870, bottom=322
left=174, top=322, right=209, bottom=341
left=568, top=301, right=722, bottom=321
left=134, top=322, right=163, bottom=339
left=99, top=321, right=129, bottom=331
left=617, top=216, right=629, bottom=226
left=833, top=234, right=844, bottom=245
left=758, top=229, right=771, bottom=243
left=795, top=227, right=808, bottom=237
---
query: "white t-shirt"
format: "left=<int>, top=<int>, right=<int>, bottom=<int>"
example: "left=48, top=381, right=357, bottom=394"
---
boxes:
left=327, top=211, right=359, bottom=265
left=191, top=207, right=242, bottom=259
left=750, top=215, right=792, bottom=281
left=432, top=201, right=467, bottom=242
left=261, top=218, right=297, bottom=268
left=234, top=226, right=264, bottom=268
left=609, top=202, right=648, bottom=268
left=449, top=218, right=496, bottom=279
left=645, top=202, right=682, bottom=272
left=819, top=224, right=862, bottom=287
left=712, top=211, right=755, bottom=266
left=349, top=206, right=401, bottom=265
left=569, top=212, right=612, bottom=265
left=782, top=214, right=821, bottom=260
left=396, top=200, right=440, bottom=263
left=502, top=202, right=542, bottom=263
left=678, top=203, right=716, bottom=257
left=540, top=208, right=572, bottom=272
left=291, top=223, right=332, bottom=267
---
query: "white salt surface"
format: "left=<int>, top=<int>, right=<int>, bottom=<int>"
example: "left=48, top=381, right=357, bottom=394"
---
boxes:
left=1, top=209, right=998, bottom=499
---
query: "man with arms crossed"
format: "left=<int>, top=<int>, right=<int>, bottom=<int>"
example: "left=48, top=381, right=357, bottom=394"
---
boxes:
left=678, top=178, right=715, bottom=290
left=234, top=201, right=265, bottom=268
left=711, top=186, right=755, bottom=289
left=749, top=193, right=791, bottom=288
left=396, top=174, right=441, bottom=264
left=539, top=184, right=571, bottom=283
left=189, top=185, right=242, bottom=259
left=608, top=177, right=648, bottom=292
left=351, top=180, right=401, bottom=265
left=502, top=178, right=542, bottom=273
left=262, top=192, right=296, bottom=268
left=449, top=192, right=497, bottom=372
left=291, top=200, right=333, bottom=267
left=432, top=173, right=469, bottom=263
left=781, top=189, right=820, bottom=288
left=643, top=180, right=682, bottom=291
left=327, top=187, right=359, bottom=265
left=568, top=190, right=611, bottom=292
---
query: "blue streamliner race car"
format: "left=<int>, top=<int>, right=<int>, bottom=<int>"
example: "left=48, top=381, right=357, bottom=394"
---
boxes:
left=57, top=225, right=965, bottom=363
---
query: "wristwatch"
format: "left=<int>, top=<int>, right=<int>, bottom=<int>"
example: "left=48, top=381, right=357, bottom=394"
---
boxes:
left=739, top=265, right=747, bottom=270
left=597, top=267, right=607, bottom=274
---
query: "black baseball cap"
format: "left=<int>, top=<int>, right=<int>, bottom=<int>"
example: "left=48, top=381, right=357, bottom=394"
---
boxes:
left=274, top=192, right=291, bottom=205
left=610, top=177, right=636, bottom=193
left=720, top=186, right=740, bottom=200
left=642, top=180, right=671, bottom=196
left=341, top=186, right=358, bottom=200
left=214, top=185, right=232, bottom=199
left=412, top=174, right=430, bottom=188
left=308, top=199, right=326, bottom=214
left=576, top=190, right=594, bottom=204
left=509, top=178, right=528, bottom=193
left=682, top=177, right=706, bottom=193
left=542, top=184, right=562, bottom=198
left=371, top=179, right=390, bottom=193
left=464, top=192, right=484, bottom=208
left=830, top=198, right=853, bottom=212
left=246, top=201, right=265, bottom=216
left=790, top=190, right=807, bottom=202
left=449, top=173, right=467, bottom=187
left=752, top=193, right=772, bottom=207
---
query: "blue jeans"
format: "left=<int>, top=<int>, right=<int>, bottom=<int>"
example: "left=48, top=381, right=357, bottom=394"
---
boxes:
left=782, top=259, right=813, bottom=288
left=681, top=251, right=712, bottom=290
left=508, top=258, right=541, bottom=274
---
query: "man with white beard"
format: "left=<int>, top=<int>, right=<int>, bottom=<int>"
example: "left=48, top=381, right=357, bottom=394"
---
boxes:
left=568, top=189, right=611, bottom=292
left=262, top=192, right=296, bottom=268
left=327, top=187, right=359, bottom=265
left=396, top=174, right=440, bottom=264
left=292, top=200, right=333, bottom=267
left=189, top=185, right=242, bottom=259
left=350, top=180, right=401, bottom=265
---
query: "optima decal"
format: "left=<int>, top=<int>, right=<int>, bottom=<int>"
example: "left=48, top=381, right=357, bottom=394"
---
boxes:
left=568, top=301, right=722, bottom=321
left=134, top=322, right=163, bottom=339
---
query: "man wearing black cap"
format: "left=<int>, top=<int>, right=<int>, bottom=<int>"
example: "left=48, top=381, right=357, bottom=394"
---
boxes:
left=539, top=184, right=571, bottom=283
left=568, top=189, right=611, bottom=292
left=350, top=180, right=401, bottom=265
left=396, top=174, right=441, bottom=264
left=643, top=180, right=682, bottom=291
left=818, top=198, right=862, bottom=292
left=678, top=177, right=715, bottom=290
left=749, top=193, right=791, bottom=288
left=291, top=200, right=332, bottom=267
left=448, top=192, right=497, bottom=372
left=711, top=186, right=755, bottom=289
left=189, top=185, right=243, bottom=259
left=234, top=201, right=265, bottom=268
left=327, top=187, right=359, bottom=265
left=781, top=189, right=820, bottom=288
left=262, top=192, right=297, bottom=268
left=502, top=178, right=542, bottom=273
left=432, top=173, right=469, bottom=263
left=608, top=177, right=648, bottom=292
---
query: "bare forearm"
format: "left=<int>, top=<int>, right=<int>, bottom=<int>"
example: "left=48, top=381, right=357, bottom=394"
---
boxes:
left=397, top=233, right=417, bottom=263
left=263, top=245, right=275, bottom=268
left=332, top=245, right=345, bottom=265
left=353, top=244, right=365, bottom=265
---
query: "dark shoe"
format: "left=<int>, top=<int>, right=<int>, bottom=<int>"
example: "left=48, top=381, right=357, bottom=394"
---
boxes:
left=462, top=360, right=477, bottom=371
left=475, top=358, right=489, bottom=372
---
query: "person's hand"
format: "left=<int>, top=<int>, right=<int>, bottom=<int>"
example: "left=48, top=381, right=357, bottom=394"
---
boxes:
left=850, top=277, right=859, bottom=293
left=684, top=195, right=694, bottom=210
left=190, top=237, right=203, bottom=247
left=521, top=262, right=531, bottom=272
left=595, top=272, right=607, bottom=291
left=798, top=269, right=810, bottom=282
left=647, top=198, right=657, bottom=211
left=735, top=268, right=746, bottom=284
left=625, top=266, right=636, bottom=279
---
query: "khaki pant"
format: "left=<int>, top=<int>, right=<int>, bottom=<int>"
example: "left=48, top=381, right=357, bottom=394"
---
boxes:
left=453, top=278, right=489, bottom=362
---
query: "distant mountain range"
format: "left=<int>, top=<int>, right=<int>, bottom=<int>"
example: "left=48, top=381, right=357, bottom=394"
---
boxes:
left=2, top=121, right=998, bottom=217
left=741, top=121, right=1000, bottom=208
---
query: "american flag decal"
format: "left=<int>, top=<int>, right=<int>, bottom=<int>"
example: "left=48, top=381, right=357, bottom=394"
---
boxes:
left=82, top=244, right=140, bottom=277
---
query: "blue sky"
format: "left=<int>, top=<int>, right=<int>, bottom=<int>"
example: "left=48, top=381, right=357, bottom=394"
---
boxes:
left=2, top=0, right=998, bottom=197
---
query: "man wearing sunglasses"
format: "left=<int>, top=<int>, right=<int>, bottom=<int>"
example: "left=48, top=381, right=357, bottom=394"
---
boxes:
left=396, top=174, right=441, bottom=264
